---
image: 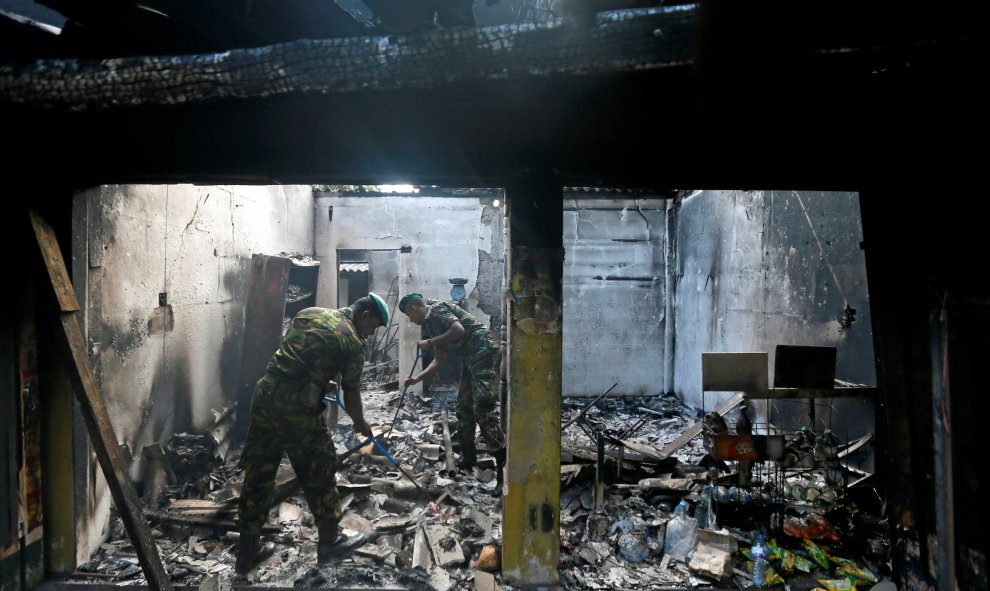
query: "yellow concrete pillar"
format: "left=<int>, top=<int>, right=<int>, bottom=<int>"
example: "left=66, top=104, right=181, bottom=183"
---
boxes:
left=502, top=182, right=563, bottom=586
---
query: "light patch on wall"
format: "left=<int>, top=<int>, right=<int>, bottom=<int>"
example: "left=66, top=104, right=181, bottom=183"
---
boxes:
left=378, top=185, right=418, bottom=193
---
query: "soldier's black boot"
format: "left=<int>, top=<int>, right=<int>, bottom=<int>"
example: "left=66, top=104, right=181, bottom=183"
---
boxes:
left=456, top=442, right=476, bottom=471
left=317, top=524, right=368, bottom=566
left=235, top=534, right=276, bottom=574
left=235, top=534, right=259, bottom=574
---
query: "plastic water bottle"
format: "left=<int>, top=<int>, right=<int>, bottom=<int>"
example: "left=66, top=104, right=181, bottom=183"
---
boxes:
left=751, top=535, right=769, bottom=587
left=674, top=499, right=689, bottom=516
left=695, top=485, right=711, bottom=529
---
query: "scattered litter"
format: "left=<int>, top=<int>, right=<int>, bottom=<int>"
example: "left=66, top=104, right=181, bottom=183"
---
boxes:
left=84, top=375, right=885, bottom=590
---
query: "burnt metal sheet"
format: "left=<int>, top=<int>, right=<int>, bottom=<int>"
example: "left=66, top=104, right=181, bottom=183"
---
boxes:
left=773, top=345, right=836, bottom=389
left=235, top=254, right=292, bottom=439
left=339, top=262, right=369, bottom=273
left=702, top=352, right=768, bottom=392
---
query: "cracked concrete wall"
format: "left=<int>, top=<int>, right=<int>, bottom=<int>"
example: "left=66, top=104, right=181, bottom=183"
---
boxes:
left=313, top=195, right=502, bottom=392
left=563, top=198, right=668, bottom=396
left=73, top=184, right=314, bottom=557
left=672, top=190, right=875, bottom=445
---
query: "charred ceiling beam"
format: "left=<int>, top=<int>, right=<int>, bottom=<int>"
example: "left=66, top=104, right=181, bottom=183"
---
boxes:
left=0, top=3, right=978, bottom=189
left=0, top=6, right=698, bottom=110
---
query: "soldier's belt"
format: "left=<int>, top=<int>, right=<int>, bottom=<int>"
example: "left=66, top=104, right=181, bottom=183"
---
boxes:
left=259, top=373, right=325, bottom=411
left=259, top=373, right=306, bottom=389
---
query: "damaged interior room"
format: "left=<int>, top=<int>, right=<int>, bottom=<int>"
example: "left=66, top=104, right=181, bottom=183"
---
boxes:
left=0, top=2, right=983, bottom=591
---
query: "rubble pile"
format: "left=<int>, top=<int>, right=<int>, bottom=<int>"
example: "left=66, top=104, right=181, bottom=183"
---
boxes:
left=70, top=378, right=893, bottom=591
left=554, top=395, right=892, bottom=590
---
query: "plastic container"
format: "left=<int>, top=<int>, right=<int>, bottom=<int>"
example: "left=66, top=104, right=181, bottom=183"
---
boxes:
left=618, top=532, right=648, bottom=562
left=751, top=535, right=769, bottom=587
left=663, top=500, right=698, bottom=561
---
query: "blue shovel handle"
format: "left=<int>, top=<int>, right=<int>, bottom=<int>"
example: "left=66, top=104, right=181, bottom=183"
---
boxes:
left=370, top=437, right=398, bottom=465
left=325, top=392, right=397, bottom=466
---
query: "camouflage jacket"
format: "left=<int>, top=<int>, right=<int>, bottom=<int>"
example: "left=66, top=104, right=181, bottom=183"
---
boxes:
left=422, top=299, right=495, bottom=356
left=266, top=307, right=365, bottom=391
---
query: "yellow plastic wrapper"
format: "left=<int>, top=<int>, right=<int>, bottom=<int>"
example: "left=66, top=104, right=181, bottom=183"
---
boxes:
left=818, top=578, right=857, bottom=591
left=764, top=566, right=784, bottom=586
left=744, top=561, right=783, bottom=587
left=766, top=539, right=784, bottom=561
left=835, top=560, right=879, bottom=584
left=821, top=545, right=841, bottom=563
left=773, top=545, right=797, bottom=572
left=803, top=538, right=830, bottom=568
left=794, top=554, right=816, bottom=573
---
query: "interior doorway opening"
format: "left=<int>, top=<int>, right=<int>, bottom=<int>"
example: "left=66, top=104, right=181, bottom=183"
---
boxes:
left=337, top=248, right=400, bottom=363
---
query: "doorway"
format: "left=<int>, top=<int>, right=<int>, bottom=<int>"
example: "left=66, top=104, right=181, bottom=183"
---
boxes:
left=337, top=249, right=399, bottom=363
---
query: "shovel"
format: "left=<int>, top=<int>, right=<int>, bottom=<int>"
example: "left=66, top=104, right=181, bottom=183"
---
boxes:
left=326, top=378, right=435, bottom=501
left=326, top=347, right=420, bottom=458
left=386, top=348, right=422, bottom=438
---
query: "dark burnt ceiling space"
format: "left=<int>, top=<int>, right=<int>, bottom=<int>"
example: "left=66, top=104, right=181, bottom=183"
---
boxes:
left=0, top=1, right=978, bottom=187
left=1, top=1, right=984, bottom=591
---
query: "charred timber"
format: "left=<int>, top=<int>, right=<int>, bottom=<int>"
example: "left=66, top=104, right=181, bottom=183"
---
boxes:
left=0, top=7, right=696, bottom=110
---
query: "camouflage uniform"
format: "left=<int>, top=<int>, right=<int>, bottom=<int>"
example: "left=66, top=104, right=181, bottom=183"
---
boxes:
left=236, top=307, right=365, bottom=535
left=422, top=299, right=505, bottom=453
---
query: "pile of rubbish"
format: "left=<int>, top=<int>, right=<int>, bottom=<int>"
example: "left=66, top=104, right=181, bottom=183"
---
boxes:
left=68, top=375, right=893, bottom=590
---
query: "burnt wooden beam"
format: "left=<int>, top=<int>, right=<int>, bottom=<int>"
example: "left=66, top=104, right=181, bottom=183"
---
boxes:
left=561, top=442, right=651, bottom=465
left=561, top=382, right=617, bottom=429
left=142, top=508, right=278, bottom=534
left=0, top=6, right=697, bottom=110
left=656, top=391, right=743, bottom=459
left=1, top=4, right=978, bottom=189
left=28, top=210, right=173, bottom=591
left=440, top=405, right=456, bottom=475
left=594, top=430, right=605, bottom=510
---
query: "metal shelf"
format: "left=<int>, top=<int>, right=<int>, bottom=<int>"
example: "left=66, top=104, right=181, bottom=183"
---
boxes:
left=742, top=387, right=878, bottom=399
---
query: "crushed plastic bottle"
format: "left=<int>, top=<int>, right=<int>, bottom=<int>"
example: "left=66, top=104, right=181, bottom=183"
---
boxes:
left=751, top=535, right=769, bottom=587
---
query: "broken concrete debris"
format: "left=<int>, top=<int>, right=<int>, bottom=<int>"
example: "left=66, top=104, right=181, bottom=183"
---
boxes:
left=80, top=377, right=888, bottom=590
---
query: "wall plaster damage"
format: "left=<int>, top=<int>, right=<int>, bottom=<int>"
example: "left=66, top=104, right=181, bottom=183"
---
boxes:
left=60, top=186, right=885, bottom=591
left=72, top=184, right=315, bottom=560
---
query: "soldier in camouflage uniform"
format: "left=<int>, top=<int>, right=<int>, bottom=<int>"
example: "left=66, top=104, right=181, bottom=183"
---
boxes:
left=234, top=293, right=388, bottom=574
left=398, top=292, right=506, bottom=489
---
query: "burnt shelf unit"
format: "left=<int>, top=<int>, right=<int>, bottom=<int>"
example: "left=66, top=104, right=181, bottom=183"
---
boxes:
left=700, top=347, right=874, bottom=534
left=284, top=259, right=320, bottom=321
left=235, top=253, right=321, bottom=438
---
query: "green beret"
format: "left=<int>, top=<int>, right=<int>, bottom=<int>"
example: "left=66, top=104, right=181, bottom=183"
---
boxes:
left=398, top=292, right=423, bottom=313
left=368, top=292, right=389, bottom=325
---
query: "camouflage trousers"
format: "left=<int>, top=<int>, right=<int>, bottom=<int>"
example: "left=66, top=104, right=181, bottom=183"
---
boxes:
left=456, top=331, right=506, bottom=453
left=235, top=374, right=340, bottom=535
